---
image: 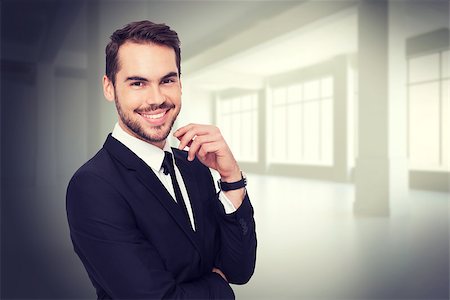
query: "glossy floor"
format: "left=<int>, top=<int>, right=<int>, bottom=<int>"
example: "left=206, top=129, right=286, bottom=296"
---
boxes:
left=234, top=174, right=449, bottom=300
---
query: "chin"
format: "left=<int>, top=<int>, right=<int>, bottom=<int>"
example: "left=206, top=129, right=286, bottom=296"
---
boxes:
left=141, top=124, right=172, bottom=143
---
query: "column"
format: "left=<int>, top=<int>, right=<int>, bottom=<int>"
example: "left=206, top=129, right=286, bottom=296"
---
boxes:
left=354, top=0, right=408, bottom=216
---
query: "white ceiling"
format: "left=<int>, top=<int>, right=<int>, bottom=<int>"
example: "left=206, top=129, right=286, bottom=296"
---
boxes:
left=150, top=1, right=300, bottom=60
left=185, top=9, right=358, bottom=91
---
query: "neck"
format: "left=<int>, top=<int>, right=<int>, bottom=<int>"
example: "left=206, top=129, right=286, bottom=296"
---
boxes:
left=151, top=140, right=166, bottom=150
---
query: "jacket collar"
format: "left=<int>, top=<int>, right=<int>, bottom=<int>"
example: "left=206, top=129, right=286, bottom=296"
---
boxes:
left=111, top=122, right=171, bottom=173
left=103, top=134, right=202, bottom=254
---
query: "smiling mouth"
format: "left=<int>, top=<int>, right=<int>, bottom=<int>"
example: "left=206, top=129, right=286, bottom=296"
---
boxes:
left=138, top=108, right=171, bottom=125
left=140, top=111, right=167, bottom=119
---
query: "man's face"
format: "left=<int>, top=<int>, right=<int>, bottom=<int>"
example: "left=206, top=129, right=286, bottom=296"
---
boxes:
left=104, top=41, right=182, bottom=148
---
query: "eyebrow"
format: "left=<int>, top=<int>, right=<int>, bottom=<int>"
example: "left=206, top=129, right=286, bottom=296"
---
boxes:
left=161, top=72, right=179, bottom=81
left=125, top=76, right=148, bottom=82
left=125, top=71, right=179, bottom=83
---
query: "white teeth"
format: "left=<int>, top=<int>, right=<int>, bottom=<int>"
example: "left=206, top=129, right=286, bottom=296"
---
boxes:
left=142, top=111, right=165, bottom=119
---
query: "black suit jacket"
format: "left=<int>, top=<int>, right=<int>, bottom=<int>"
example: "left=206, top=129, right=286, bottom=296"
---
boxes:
left=66, top=135, right=257, bottom=299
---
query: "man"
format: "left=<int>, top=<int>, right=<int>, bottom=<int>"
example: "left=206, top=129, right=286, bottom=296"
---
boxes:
left=66, top=20, right=256, bottom=299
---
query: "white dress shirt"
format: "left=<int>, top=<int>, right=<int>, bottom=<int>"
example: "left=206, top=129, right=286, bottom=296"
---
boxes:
left=111, top=123, right=237, bottom=231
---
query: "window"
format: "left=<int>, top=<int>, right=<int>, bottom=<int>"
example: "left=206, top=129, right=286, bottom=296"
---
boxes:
left=408, top=50, right=449, bottom=171
left=216, top=93, right=259, bottom=162
left=268, top=76, right=334, bottom=165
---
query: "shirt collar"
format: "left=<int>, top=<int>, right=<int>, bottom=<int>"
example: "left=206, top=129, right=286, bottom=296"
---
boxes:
left=111, top=122, right=172, bottom=172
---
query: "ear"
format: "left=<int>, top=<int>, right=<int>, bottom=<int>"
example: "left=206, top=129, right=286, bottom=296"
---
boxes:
left=102, top=75, right=115, bottom=102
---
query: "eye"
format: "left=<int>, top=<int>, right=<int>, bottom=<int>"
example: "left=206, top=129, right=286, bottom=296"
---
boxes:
left=161, top=78, right=176, bottom=84
left=130, top=81, right=144, bottom=87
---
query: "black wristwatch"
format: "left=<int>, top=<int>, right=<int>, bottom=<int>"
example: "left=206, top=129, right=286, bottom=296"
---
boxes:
left=218, top=172, right=247, bottom=191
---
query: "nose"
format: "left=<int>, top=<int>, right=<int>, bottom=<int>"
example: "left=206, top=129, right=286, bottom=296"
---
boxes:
left=145, top=85, right=166, bottom=106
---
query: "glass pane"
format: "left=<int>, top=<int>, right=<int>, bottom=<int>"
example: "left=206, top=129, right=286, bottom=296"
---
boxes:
left=443, top=50, right=449, bottom=78
left=231, top=97, right=241, bottom=112
left=272, top=107, right=287, bottom=162
left=231, top=113, right=241, bottom=156
left=321, top=99, right=333, bottom=165
left=241, top=95, right=252, bottom=110
left=273, top=87, right=286, bottom=106
left=442, top=80, right=449, bottom=169
left=220, top=99, right=231, bottom=114
left=216, top=93, right=259, bottom=163
left=251, top=110, right=259, bottom=162
left=303, top=101, right=320, bottom=162
left=220, top=115, right=232, bottom=147
left=304, top=80, right=320, bottom=100
left=287, top=84, right=302, bottom=103
left=409, top=53, right=439, bottom=83
left=251, top=94, right=258, bottom=110
left=409, top=82, right=440, bottom=168
left=287, top=103, right=302, bottom=162
left=241, top=111, right=252, bottom=160
left=321, top=77, right=333, bottom=98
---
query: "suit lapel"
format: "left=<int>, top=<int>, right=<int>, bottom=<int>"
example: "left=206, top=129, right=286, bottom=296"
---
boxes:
left=173, top=150, right=205, bottom=239
left=103, top=135, right=201, bottom=254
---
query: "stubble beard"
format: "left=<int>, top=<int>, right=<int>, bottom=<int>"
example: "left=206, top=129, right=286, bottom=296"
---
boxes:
left=114, top=95, right=180, bottom=144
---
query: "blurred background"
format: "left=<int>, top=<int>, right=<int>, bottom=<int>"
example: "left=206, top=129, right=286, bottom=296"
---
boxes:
left=1, top=0, right=449, bottom=299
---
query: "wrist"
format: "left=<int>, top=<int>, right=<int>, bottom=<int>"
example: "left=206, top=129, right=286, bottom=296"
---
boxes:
left=218, top=171, right=247, bottom=193
left=220, top=166, right=241, bottom=182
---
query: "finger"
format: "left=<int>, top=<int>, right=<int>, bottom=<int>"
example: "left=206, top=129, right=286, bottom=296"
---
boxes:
left=173, top=123, right=193, bottom=138
left=177, top=125, right=211, bottom=150
left=197, top=141, right=222, bottom=159
left=173, top=123, right=201, bottom=138
left=186, top=135, right=217, bottom=161
left=177, top=130, right=198, bottom=150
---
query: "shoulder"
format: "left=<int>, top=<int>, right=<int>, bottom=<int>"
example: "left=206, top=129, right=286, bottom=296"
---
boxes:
left=66, top=148, right=131, bottom=217
left=67, top=146, right=125, bottom=200
left=72, top=148, right=114, bottom=180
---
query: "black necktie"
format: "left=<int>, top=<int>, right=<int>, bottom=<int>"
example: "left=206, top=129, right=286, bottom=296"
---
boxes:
left=161, top=151, right=191, bottom=227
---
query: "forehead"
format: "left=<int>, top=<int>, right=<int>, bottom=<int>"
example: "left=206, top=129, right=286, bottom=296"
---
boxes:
left=116, top=41, right=177, bottom=78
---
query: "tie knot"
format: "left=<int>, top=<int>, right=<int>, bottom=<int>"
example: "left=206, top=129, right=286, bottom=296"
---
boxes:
left=162, top=151, right=174, bottom=175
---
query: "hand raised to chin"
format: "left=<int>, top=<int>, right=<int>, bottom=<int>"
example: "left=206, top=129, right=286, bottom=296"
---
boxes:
left=173, top=124, right=241, bottom=180
left=173, top=124, right=245, bottom=208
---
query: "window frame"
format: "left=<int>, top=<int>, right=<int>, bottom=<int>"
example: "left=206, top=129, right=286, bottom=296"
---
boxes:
left=263, top=56, right=350, bottom=181
left=215, top=89, right=261, bottom=165
left=267, top=76, right=334, bottom=166
left=406, top=49, right=449, bottom=171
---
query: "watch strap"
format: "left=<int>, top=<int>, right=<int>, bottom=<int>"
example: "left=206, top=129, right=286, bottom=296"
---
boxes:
left=218, top=172, right=247, bottom=191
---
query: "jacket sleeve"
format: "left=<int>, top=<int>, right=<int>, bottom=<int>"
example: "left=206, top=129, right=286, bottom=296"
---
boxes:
left=208, top=172, right=257, bottom=285
left=66, top=170, right=234, bottom=299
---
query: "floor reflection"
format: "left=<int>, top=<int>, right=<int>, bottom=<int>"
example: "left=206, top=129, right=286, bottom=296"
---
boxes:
left=234, top=174, right=449, bottom=299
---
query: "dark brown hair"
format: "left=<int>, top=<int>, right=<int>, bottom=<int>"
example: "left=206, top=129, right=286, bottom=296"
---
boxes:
left=105, top=20, right=181, bottom=85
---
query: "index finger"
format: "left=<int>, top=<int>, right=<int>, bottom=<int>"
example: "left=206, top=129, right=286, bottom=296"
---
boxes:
left=174, top=124, right=211, bottom=139
left=173, top=123, right=196, bottom=138
left=174, top=124, right=211, bottom=150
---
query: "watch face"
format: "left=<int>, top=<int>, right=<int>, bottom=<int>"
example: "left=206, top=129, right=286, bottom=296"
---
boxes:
left=240, top=172, right=247, bottom=185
